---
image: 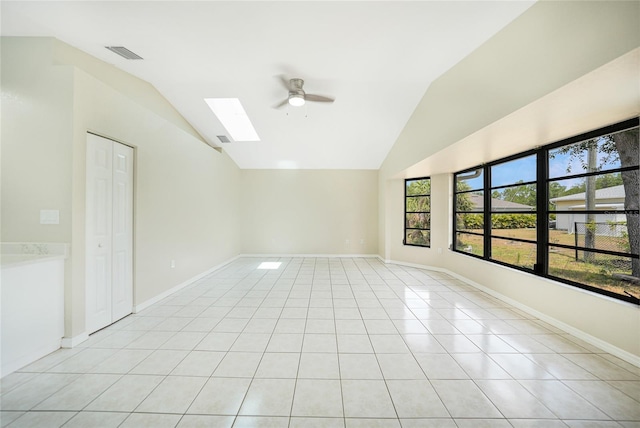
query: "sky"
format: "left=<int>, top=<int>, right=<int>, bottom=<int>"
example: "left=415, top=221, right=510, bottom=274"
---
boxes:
left=457, top=137, right=625, bottom=192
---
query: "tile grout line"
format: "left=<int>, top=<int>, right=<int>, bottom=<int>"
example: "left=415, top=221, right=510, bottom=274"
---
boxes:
left=3, top=257, right=639, bottom=426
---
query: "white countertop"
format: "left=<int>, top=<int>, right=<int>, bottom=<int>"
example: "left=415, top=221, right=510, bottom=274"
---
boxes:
left=1, top=254, right=66, bottom=269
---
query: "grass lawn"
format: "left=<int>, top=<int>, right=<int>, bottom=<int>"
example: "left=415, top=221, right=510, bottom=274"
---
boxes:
left=456, top=228, right=638, bottom=297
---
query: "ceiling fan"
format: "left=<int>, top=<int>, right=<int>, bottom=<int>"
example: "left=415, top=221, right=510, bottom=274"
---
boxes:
left=273, top=77, right=335, bottom=108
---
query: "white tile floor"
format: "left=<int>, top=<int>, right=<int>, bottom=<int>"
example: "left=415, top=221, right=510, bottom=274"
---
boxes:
left=1, top=257, right=639, bottom=428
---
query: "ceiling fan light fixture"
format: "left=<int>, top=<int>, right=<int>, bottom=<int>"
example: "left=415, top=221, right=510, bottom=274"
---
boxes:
left=288, top=94, right=305, bottom=107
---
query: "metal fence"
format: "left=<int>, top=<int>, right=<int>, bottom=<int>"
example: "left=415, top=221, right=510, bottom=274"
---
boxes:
left=573, top=222, right=629, bottom=262
left=575, top=221, right=627, bottom=238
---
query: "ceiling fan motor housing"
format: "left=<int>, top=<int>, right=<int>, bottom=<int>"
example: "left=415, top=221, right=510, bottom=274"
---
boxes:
left=290, top=78, right=304, bottom=91
left=276, top=77, right=333, bottom=108
left=288, top=79, right=306, bottom=106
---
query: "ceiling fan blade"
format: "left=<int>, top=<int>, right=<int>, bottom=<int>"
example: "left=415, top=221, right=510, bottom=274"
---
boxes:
left=272, top=98, right=289, bottom=109
left=305, top=94, right=334, bottom=103
left=276, top=74, right=291, bottom=91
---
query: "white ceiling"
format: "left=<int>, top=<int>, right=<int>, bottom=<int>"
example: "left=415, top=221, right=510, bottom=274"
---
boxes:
left=1, top=1, right=535, bottom=169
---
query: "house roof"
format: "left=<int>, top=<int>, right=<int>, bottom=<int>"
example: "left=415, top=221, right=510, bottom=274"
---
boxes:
left=550, top=185, right=625, bottom=203
left=468, top=194, right=534, bottom=211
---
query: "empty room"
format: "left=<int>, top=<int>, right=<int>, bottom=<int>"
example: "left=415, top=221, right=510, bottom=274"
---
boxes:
left=1, top=1, right=639, bottom=427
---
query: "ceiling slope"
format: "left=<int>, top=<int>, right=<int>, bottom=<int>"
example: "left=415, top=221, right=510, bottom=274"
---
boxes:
left=1, top=1, right=534, bottom=169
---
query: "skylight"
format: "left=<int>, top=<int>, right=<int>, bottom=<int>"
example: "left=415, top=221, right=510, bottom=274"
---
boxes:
left=205, top=98, right=260, bottom=142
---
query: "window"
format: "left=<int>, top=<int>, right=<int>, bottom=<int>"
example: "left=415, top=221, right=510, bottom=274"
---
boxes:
left=453, top=118, right=640, bottom=304
left=489, top=154, right=538, bottom=270
left=405, top=177, right=431, bottom=247
left=454, top=168, right=484, bottom=257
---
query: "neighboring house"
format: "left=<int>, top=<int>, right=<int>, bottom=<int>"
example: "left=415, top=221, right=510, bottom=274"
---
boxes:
left=550, top=185, right=627, bottom=235
left=468, top=194, right=535, bottom=212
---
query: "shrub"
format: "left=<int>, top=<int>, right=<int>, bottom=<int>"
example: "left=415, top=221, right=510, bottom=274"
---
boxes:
left=461, top=213, right=536, bottom=230
left=491, top=214, right=536, bottom=229
left=463, top=214, right=483, bottom=229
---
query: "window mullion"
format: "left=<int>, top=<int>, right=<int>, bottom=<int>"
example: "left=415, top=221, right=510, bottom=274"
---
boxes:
left=536, top=150, right=548, bottom=275
left=484, top=165, right=491, bottom=260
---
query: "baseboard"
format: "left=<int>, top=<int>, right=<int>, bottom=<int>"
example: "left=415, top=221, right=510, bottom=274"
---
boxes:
left=240, top=253, right=380, bottom=258
left=135, top=254, right=378, bottom=313
left=61, top=332, right=89, bottom=348
left=380, top=257, right=640, bottom=369
left=376, top=256, right=445, bottom=272
left=1, top=339, right=62, bottom=378
left=133, top=255, right=240, bottom=313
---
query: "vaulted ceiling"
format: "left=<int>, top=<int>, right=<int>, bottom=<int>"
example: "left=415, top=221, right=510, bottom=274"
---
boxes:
left=1, top=1, right=535, bottom=169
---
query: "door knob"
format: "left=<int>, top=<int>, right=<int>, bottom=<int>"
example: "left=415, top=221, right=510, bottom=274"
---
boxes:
left=98, top=243, right=103, bottom=248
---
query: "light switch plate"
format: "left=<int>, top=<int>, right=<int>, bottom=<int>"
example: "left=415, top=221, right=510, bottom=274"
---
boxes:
left=40, top=209, right=60, bottom=225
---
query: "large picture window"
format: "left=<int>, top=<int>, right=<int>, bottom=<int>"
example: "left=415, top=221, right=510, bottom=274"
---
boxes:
left=489, top=154, right=538, bottom=270
left=453, top=118, right=639, bottom=304
left=405, top=177, right=431, bottom=247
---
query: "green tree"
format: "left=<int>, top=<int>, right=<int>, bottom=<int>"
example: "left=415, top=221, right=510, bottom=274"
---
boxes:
left=597, top=172, right=624, bottom=188
left=406, top=179, right=431, bottom=197
left=455, top=181, right=475, bottom=211
left=499, top=181, right=536, bottom=207
left=548, top=182, right=567, bottom=198
left=562, top=173, right=623, bottom=195
left=612, top=129, right=639, bottom=278
left=548, top=182, right=567, bottom=215
left=454, top=181, right=480, bottom=233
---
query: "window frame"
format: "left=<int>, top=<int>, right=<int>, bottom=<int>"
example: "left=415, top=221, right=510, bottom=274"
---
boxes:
left=453, top=166, right=486, bottom=260
left=452, top=118, right=640, bottom=304
left=488, top=152, right=539, bottom=271
left=404, top=176, right=431, bottom=248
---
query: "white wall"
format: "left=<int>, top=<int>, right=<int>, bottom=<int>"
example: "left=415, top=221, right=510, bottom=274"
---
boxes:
left=240, top=170, right=378, bottom=255
left=2, top=37, right=241, bottom=339
left=379, top=1, right=640, bottom=361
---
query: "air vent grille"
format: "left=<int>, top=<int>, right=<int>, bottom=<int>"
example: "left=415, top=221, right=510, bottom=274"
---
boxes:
left=105, top=46, right=143, bottom=60
left=217, top=135, right=231, bottom=143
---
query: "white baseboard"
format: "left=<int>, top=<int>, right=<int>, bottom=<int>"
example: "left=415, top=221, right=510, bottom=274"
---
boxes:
left=1, top=339, right=62, bottom=378
left=61, top=332, right=89, bottom=348
left=133, top=255, right=239, bottom=313
left=241, top=253, right=380, bottom=258
left=380, top=257, right=640, bottom=369
left=60, top=257, right=240, bottom=349
left=376, top=256, right=444, bottom=272
left=134, top=253, right=377, bottom=314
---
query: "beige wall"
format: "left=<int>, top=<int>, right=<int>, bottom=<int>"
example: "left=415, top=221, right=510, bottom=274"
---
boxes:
left=2, top=37, right=241, bottom=339
left=380, top=0, right=640, bottom=179
left=240, top=170, right=378, bottom=255
left=379, top=1, right=640, bottom=360
left=2, top=38, right=379, bottom=341
left=3, top=0, right=639, bottom=362
left=71, top=69, right=241, bottom=324
left=1, top=39, right=74, bottom=243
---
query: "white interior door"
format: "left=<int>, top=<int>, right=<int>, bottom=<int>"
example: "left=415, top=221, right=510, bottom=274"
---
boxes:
left=111, top=143, right=134, bottom=322
left=86, top=135, right=113, bottom=333
left=86, top=134, right=133, bottom=334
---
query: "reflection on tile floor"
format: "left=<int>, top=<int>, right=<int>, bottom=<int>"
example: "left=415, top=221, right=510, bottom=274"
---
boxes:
left=1, top=257, right=639, bottom=427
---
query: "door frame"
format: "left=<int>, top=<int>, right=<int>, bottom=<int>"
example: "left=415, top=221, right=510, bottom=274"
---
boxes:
left=85, top=131, right=136, bottom=334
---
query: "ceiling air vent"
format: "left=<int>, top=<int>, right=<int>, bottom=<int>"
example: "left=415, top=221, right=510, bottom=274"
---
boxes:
left=217, top=135, right=231, bottom=143
left=105, top=46, right=143, bottom=60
